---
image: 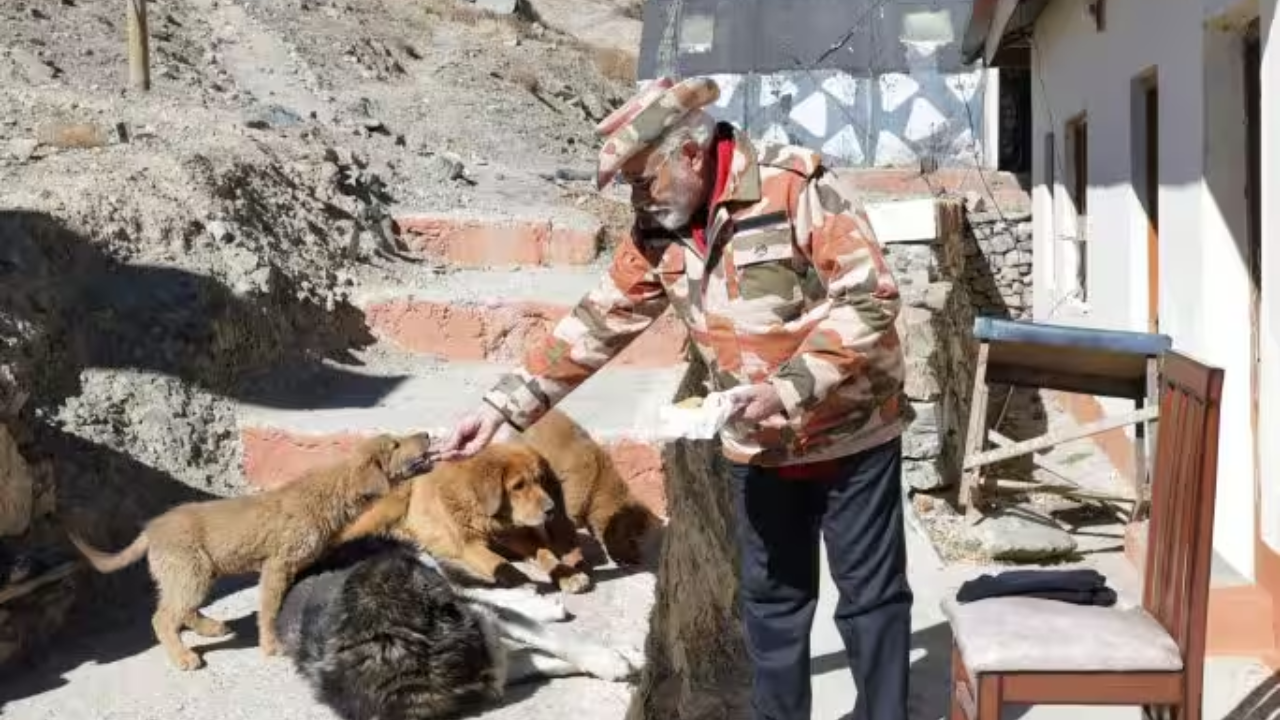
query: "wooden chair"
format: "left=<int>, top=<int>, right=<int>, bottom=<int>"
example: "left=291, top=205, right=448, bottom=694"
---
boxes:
left=944, top=350, right=1224, bottom=720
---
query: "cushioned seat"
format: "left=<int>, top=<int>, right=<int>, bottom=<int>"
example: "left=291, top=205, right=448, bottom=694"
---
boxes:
left=972, top=317, right=1172, bottom=357
left=941, top=596, right=1184, bottom=674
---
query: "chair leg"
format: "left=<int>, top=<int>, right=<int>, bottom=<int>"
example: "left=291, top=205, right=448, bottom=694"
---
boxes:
left=976, top=675, right=1001, bottom=720
left=950, top=645, right=969, bottom=720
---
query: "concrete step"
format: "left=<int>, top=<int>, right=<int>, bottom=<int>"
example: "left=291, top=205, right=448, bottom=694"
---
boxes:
left=356, top=268, right=688, bottom=367
left=392, top=211, right=606, bottom=268
left=236, top=353, right=686, bottom=516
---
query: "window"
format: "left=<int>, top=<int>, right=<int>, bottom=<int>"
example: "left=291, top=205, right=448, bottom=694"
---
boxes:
left=1064, top=113, right=1089, bottom=301
left=1132, top=70, right=1159, bottom=332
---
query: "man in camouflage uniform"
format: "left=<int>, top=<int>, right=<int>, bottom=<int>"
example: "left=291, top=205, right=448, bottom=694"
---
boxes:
left=439, top=76, right=911, bottom=720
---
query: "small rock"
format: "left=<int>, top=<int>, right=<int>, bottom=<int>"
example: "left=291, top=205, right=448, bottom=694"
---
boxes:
left=36, top=122, right=107, bottom=149
left=912, top=493, right=937, bottom=514
left=580, top=93, right=607, bottom=121
left=206, top=220, right=235, bottom=243
left=422, top=152, right=466, bottom=182
left=7, top=138, right=38, bottom=162
left=245, top=104, right=303, bottom=130
left=973, top=511, right=1078, bottom=562
left=324, top=146, right=353, bottom=166
left=362, top=118, right=390, bottom=135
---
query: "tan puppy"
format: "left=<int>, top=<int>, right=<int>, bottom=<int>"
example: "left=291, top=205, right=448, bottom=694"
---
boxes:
left=513, top=409, right=664, bottom=568
left=337, top=442, right=587, bottom=591
left=67, top=433, right=433, bottom=671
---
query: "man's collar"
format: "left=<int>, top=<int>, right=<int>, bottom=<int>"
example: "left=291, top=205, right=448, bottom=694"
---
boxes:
left=711, top=123, right=762, bottom=209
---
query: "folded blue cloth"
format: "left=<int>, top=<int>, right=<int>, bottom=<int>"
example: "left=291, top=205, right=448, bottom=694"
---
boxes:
left=956, top=568, right=1118, bottom=607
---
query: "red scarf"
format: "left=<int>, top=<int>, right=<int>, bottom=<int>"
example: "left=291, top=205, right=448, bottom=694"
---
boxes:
left=688, top=134, right=736, bottom=254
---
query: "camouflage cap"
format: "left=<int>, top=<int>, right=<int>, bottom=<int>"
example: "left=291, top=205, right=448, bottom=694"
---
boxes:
left=594, top=76, right=721, bottom=189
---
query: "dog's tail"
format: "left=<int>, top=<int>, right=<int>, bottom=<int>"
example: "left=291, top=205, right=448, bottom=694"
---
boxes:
left=67, top=530, right=149, bottom=573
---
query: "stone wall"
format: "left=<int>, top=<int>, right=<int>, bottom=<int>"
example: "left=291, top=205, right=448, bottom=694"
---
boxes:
left=886, top=198, right=1034, bottom=493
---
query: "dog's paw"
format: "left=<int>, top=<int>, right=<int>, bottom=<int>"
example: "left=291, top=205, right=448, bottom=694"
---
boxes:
left=576, top=647, right=640, bottom=682
left=172, top=651, right=204, bottom=672
left=260, top=637, right=285, bottom=658
left=556, top=571, right=592, bottom=595
left=493, top=562, right=531, bottom=589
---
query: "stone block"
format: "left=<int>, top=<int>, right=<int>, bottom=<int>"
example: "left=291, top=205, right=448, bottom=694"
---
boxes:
left=903, top=402, right=941, bottom=459
left=901, top=306, right=937, bottom=357
left=903, top=459, right=947, bottom=491
left=904, top=356, right=941, bottom=402
left=988, top=234, right=1015, bottom=254
left=971, top=511, right=1078, bottom=562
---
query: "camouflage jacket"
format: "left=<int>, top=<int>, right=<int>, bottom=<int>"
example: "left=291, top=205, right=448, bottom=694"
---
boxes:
left=483, top=126, right=905, bottom=466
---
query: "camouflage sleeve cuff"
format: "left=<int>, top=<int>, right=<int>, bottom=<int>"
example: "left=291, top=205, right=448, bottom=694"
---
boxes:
left=768, top=361, right=813, bottom=420
left=481, top=371, right=553, bottom=432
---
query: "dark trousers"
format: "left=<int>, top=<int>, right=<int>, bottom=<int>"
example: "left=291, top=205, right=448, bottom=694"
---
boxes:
left=729, top=436, right=912, bottom=720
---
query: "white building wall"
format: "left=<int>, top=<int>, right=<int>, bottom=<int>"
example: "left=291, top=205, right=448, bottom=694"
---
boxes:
left=1259, top=0, right=1280, bottom=554
left=1028, top=0, right=1260, bottom=578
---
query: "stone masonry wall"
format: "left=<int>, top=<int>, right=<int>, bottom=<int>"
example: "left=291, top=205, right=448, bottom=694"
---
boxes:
left=886, top=198, right=1034, bottom=493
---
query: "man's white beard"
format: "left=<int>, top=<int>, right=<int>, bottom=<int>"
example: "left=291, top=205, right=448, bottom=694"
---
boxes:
left=649, top=205, right=693, bottom=231
left=646, top=184, right=702, bottom=231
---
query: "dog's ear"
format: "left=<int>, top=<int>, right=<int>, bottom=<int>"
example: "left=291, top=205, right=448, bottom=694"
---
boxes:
left=348, top=457, right=393, bottom=501
left=360, top=434, right=400, bottom=469
left=603, top=503, right=662, bottom=567
left=471, top=459, right=506, bottom=517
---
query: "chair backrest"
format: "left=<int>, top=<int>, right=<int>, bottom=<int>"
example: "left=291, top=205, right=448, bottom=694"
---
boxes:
left=1141, top=350, right=1225, bottom=667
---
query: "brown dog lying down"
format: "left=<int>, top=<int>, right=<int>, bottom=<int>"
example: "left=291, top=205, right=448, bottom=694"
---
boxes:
left=506, top=408, right=664, bottom=570
left=66, top=433, right=433, bottom=671
left=337, top=441, right=593, bottom=593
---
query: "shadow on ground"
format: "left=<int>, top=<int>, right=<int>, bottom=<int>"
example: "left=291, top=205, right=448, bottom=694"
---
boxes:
left=0, top=209, right=405, bottom=412
left=0, top=209, right=411, bottom=682
left=812, top=621, right=1032, bottom=720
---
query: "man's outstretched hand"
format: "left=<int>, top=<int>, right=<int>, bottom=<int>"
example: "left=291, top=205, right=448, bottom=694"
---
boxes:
left=727, top=382, right=786, bottom=424
left=436, top=403, right=512, bottom=461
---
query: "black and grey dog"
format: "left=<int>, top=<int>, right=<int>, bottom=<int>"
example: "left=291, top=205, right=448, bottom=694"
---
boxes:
left=275, top=535, right=641, bottom=720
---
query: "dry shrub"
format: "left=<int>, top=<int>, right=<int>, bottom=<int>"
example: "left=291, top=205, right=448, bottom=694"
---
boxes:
left=507, top=67, right=541, bottom=95
left=593, top=47, right=637, bottom=84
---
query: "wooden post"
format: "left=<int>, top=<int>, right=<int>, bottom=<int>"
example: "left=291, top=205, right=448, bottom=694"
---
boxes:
left=126, top=0, right=150, bottom=91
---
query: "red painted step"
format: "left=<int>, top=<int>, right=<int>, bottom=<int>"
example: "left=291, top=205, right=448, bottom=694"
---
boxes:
left=362, top=299, right=688, bottom=367
left=394, top=214, right=604, bottom=268
left=240, top=427, right=667, bottom=518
